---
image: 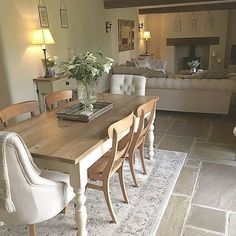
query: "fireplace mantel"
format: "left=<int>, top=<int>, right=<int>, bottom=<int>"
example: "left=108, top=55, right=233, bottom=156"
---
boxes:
left=166, top=37, right=219, bottom=46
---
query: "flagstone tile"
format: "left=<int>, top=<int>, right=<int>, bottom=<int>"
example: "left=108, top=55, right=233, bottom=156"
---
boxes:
left=229, top=213, right=236, bottom=236
left=187, top=205, right=226, bottom=233
left=154, top=118, right=174, bottom=131
left=184, top=227, right=222, bottom=236
left=167, top=120, right=210, bottom=139
left=156, top=110, right=172, bottom=119
left=185, top=113, right=208, bottom=124
left=169, top=112, right=188, bottom=121
left=190, top=142, right=235, bottom=162
left=157, top=135, right=193, bottom=153
left=156, top=195, right=190, bottom=236
left=154, top=130, right=166, bottom=145
left=184, top=159, right=201, bottom=167
left=193, top=162, right=236, bottom=212
left=208, top=123, right=236, bottom=145
left=173, top=166, right=198, bottom=196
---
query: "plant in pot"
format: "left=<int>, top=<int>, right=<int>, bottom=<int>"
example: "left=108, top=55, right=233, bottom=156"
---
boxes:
left=42, top=56, right=58, bottom=77
left=60, top=51, right=114, bottom=111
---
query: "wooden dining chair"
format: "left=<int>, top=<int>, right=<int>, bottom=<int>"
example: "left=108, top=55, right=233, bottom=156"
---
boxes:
left=87, top=112, right=135, bottom=223
left=0, top=100, right=40, bottom=128
left=128, top=99, right=157, bottom=187
left=45, top=90, right=73, bottom=111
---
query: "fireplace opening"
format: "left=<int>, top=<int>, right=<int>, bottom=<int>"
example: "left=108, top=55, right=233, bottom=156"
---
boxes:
left=175, top=45, right=210, bottom=72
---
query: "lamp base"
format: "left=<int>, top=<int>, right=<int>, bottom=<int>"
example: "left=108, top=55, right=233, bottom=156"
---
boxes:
left=44, top=71, right=50, bottom=78
left=42, top=48, right=50, bottom=78
left=145, top=40, right=148, bottom=55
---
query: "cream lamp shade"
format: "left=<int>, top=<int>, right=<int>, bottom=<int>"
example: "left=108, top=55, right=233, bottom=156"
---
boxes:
left=32, top=28, right=55, bottom=47
left=32, top=28, right=55, bottom=77
left=143, top=31, right=151, bottom=40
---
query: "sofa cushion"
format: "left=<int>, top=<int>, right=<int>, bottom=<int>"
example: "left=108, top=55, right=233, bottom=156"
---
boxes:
left=146, top=77, right=236, bottom=91
left=112, top=65, right=167, bottom=78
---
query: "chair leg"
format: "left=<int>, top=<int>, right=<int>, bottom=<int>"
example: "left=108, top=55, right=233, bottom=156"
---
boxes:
left=128, top=150, right=139, bottom=187
left=117, top=165, right=129, bottom=204
left=61, top=206, right=67, bottom=215
left=103, top=180, right=117, bottom=223
left=29, top=224, right=36, bottom=236
left=140, top=142, right=147, bottom=175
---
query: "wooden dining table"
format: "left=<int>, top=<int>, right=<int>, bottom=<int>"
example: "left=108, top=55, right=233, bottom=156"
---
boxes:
left=5, top=93, right=157, bottom=236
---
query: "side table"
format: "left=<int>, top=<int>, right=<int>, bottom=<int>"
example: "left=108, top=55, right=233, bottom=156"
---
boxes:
left=33, top=77, right=79, bottom=112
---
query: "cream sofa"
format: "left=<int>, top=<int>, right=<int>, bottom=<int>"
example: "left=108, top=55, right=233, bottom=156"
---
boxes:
left=111, top=66, right=236, bottom=114
left=145, top=77, right=236, bottom=114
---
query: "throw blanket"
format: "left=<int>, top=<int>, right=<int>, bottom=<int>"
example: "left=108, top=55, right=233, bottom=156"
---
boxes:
left=0, top=131, right=41, bottom=213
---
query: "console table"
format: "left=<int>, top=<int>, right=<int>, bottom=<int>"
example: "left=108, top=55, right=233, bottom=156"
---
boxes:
left=33, top=77, right=79, bottom=112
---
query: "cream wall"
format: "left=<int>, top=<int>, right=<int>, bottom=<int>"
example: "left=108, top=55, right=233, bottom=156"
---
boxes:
left=0, top=0, right=139, bottom=109
left=142, top=10, right=229, bottom=72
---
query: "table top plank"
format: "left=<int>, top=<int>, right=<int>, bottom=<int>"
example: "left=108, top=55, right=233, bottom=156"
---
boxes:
left=5, top=93, right=157, bottom=165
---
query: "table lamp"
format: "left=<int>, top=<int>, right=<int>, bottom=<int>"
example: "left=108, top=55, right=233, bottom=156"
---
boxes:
left=143, top=31, right=151, bottom=55
left=32, top=28, right=55, bottom=77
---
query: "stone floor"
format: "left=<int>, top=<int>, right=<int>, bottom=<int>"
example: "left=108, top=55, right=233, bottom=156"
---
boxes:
left=154, top=108, right=236, bottom=236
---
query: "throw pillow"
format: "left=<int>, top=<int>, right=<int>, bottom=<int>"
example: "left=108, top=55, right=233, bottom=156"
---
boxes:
left=143, top=68, right=167, bottom=78
left=126, top=60, right=136, bottom=67
left=136, top=58, right=151, bottom=69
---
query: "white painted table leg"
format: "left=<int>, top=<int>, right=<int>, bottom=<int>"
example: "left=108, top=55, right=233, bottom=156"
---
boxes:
left=147, top=111, right=155, bottom=160
left=70, top=162, right=88, bottom=236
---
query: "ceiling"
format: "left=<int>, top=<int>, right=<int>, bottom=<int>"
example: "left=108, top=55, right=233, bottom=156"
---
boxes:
left=104, top=0, right=236, bottom=14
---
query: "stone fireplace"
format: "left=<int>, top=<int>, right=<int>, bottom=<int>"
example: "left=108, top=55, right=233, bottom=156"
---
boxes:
left=166, top=37, right=220, bottom=73
left=175, top=45, right=210, bottom=71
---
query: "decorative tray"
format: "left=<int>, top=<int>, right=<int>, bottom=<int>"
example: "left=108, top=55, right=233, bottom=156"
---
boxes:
left=57, top=102, right=113, bottom=123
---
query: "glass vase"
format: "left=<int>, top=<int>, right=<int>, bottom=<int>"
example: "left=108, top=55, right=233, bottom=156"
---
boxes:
left=78, top=81, right=97, bottom=111
left=48, top=67, right=56, bottom=77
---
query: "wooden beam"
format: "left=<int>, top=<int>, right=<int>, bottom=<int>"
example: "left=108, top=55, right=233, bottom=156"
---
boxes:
left=139, top=2, right=236, bottom=14
left=166, top=37, right=220, bottom=46
left=104, top=0, right=225, bottom=9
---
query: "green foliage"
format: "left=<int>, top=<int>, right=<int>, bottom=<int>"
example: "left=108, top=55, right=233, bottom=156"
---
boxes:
left=42, top=56, right=58, bottom=68
left=59, top=51, right=114, bottom=84
left=187, top=60, right=200, bottom=69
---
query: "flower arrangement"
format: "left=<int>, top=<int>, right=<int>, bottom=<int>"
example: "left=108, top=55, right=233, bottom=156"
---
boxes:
left=59, top=51, right=114, bottom=111
left=60, top=51, right=114, bottom=84
left=187, top=60, right=200, bottom=73
left=42, top=56, right=58, bottom=68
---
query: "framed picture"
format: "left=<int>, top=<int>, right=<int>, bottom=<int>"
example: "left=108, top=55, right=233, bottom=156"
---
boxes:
left=174, top=20, right=181, bottom=31
left=118, top=19, right=134, bottom=52
left=38, top=6, right=49, bottom=28
left=204, top=18, right=212, bottom=30
left=60, top=9, right=69, bottom=28
left=189, top=20, right=196, bottom=31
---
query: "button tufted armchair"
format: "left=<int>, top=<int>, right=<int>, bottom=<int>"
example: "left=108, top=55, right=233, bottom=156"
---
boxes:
left=0, top=131, right=75, bottom=236
left=110, top=74, right=146, bottom=96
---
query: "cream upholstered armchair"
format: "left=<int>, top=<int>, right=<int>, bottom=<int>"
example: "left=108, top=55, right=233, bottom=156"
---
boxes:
left=110, top=74, right=146, bottom=96
left=0, top=131, right=75, bottom=236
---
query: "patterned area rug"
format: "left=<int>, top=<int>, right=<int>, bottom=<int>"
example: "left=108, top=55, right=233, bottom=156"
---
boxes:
left=0, top=149, right=186, bottom=236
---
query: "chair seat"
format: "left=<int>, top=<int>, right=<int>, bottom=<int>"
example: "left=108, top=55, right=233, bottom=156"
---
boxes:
left=88, top=153, right=123, bottom=181
left=40, top=169, right=75, bottom=205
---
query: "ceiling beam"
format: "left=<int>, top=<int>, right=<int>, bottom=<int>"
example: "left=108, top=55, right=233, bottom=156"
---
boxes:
left=139, top=2, right=236, bottom=14
left=104, top=0, right=225, bottom=9
left=166, top=37, right=220, bottom=46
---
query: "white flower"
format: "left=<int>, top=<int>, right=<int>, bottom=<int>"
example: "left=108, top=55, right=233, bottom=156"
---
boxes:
left=91, top=67, right=99, bottom=77
left=103, top=63, right=112, bottom=74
